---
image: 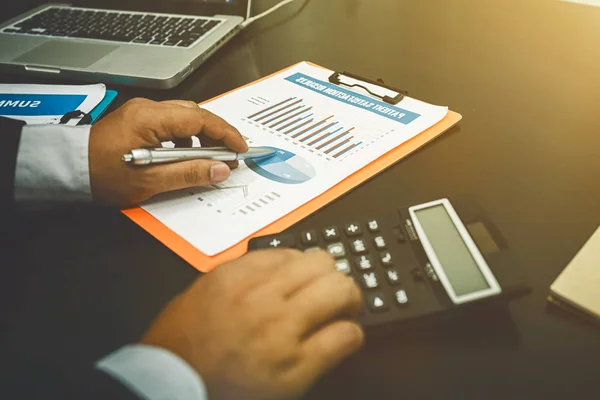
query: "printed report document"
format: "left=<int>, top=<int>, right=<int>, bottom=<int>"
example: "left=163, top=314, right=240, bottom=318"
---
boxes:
left=140, top=62, right=449, bottom=256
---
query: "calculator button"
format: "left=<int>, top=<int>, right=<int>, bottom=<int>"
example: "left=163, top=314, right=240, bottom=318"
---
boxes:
left=360, top=272, right=379, bottom=289
left=344, top=223, right=362, bottom=236
left=356, top=255, right=373, bottom=271
left=350, top=238, right=367, bottom=254
left=327, top=243, right=346, bottom=258
left=322, top=226, right=340, bottom=241
left=386, top=269, right=401, bottom=285
left=395, top=289, right=409, bottom=305
left=367, top=293, right=389, bottom=312
left=248, top=234, right=295, bottom=250
left=373, top=236, right=387, bottom=249
left=380, top=251, right=393, bottom=267
left=367, top=219, right=380, bottom=232
left=335, top=259, right=351, bottom=275
left=300, top=230, right=318, bottom=246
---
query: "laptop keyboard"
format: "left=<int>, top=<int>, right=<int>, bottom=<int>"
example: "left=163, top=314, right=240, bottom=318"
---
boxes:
left=1, top=6, right=224, bottom=48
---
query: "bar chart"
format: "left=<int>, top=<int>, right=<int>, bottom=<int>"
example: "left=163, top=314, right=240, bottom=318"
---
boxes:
left=244, top=96, right=368, bottom=159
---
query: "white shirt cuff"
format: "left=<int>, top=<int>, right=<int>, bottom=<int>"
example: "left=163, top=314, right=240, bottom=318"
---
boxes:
left=95, top=344, right=208, bottom=400
left=15, top=124, right=92, bottom=203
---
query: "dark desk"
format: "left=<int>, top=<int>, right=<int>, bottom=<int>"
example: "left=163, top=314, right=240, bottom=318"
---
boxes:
left=2, top=0, right=600, bottom=398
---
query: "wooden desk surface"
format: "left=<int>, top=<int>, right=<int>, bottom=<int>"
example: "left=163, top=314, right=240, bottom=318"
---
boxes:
left=2, top=0, right=600, bottom=398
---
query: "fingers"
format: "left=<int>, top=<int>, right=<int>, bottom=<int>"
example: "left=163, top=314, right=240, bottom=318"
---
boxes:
left=259, top=250, right=336, bottom=297
left=230, top=248, right=305, bottom=274
left=194, top=107, right=248, bottom=153
left=254, top=249, right=362, bottom=337
left=226, top=161, right=239, bottom=169
left=128, top=99, right=247, bottom=153
left=188, top=248, right=304, bottom=294
left=141, top=159, right=240, bottom=201
left=170, top=126, right=238, bottom=168
left=294, top=320, right=364, bottom=384
left=290, top=270, right=363, bottom=336
left=161, top=100, right=249, bottom=154
left=173, top=138, right=193, bottom=148
left=146, top=159, right=232, bottom=191
left=198, top=135, right=224, bottom=148
left=219, top=248, right=306, bottom=287
left=160, top=100, right=198, bottom=108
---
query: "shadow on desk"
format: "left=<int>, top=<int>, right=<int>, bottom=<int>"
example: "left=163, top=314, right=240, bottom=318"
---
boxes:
left=364, top=304, right=521, bottom=346
left=308, top=306, right=521, bottom=400
left=544, top=301, right=600, bottom=331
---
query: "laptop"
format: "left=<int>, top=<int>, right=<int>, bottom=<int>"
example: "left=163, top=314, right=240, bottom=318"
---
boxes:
left=0, top=1, right=249, bottom=89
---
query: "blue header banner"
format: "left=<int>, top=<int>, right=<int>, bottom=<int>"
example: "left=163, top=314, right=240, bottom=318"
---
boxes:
left=0, top=94, right=86, bottom=116
left=284, top=73, right=420, bottom=124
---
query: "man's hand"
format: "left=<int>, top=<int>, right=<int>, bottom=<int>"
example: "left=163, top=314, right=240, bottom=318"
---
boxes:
left=141, top=249, right=365, bottom=400
left=89, top=98, right=248, bottom=207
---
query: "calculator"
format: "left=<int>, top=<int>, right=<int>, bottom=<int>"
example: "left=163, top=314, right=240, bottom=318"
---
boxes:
left=248, top=196, right=530, bottom=330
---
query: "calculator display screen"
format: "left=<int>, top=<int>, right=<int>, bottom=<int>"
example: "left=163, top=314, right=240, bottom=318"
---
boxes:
left=414, top=205, right=490, bottom=296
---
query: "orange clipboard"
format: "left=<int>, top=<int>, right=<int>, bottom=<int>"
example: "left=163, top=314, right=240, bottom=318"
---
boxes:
left=122, top=61, right=462, bottom=273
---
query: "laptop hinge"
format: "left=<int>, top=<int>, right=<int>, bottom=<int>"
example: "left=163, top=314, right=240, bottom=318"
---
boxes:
left=24, top=65, right=61, bottom=74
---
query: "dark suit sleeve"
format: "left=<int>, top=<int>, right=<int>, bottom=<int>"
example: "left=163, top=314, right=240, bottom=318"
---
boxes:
left=0, top=117, right=25, bottom=336
left=65, top=368, right=143, bottom=400
left=0, top=115, right=140, bottom=399
left=0, top=116, right=25, bottom=210
left=5, top=359, right=141, bottom=400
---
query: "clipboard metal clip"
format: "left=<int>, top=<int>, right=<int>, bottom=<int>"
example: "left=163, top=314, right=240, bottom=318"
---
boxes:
left=328, top=71, right=408, bottom=105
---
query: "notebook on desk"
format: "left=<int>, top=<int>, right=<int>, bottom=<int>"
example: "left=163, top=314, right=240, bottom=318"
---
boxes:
left=549, top=225, right=600, bottom=324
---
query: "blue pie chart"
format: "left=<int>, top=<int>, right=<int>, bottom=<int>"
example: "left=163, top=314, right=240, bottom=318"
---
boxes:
left=245, top=147, right=316, bottom=184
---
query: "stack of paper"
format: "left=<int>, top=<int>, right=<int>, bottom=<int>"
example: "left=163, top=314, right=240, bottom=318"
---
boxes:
left=549, top=225, right=600, bottom=325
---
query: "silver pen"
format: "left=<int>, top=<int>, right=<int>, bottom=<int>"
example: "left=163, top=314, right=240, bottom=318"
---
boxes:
left=122, top=146, right=276, bottom=165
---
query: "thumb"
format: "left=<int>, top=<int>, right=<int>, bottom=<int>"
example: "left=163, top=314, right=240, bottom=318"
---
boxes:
left=148, top=160, right=232, bottom=192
